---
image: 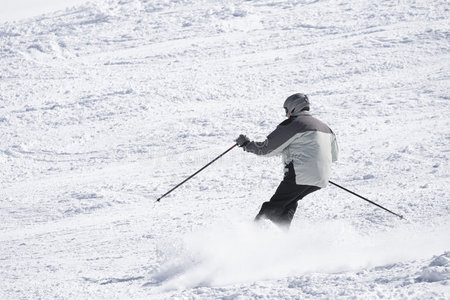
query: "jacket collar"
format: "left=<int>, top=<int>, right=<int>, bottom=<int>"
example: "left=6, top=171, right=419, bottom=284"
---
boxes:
left=291, top=111, right=311, bottom=117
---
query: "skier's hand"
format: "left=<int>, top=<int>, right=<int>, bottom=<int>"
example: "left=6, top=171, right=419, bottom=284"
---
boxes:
left=235, top=134, right=250, bottom=147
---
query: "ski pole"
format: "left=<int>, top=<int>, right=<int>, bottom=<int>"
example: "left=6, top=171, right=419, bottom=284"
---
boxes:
left=329, top=180, right=405, bottom=220
left=156, top=144, right=238, bottom=202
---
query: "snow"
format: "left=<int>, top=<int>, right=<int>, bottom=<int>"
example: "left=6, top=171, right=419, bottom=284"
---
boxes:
left=0, top=0, right=95, bottom=22
left=1, top=0, right=449, bottom=298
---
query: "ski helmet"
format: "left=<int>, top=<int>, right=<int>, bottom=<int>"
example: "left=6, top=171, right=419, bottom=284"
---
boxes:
left=283, top=93, right=310, bottom=116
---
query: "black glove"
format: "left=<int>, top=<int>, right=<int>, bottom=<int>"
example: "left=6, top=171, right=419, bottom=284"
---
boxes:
left=235, top=134, right=250, bottom=147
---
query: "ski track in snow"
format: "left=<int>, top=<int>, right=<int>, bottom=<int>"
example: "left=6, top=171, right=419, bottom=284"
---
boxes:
left=1, top=0, right=449, bottom=298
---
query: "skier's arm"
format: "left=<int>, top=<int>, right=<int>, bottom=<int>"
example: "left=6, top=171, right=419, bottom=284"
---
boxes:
left=244, top=121, right=296, bottom=157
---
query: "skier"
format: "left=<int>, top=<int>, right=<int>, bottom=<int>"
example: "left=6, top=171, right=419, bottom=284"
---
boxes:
left=235, top=93, right=339, bottom=229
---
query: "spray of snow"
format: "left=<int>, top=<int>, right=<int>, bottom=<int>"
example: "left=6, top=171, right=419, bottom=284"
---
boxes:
left=152, top=218, right=450, bottom=291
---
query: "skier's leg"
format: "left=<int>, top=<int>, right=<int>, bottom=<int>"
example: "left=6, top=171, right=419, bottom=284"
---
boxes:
left=254, top=201, right=284, bottom=222
left=277, top=186, right=320, bottom=226
left=255, top=162, right=320, bottom=227
left=254, top=181, right=300, bottom=223
left=277, top=201, right=298, bottom=229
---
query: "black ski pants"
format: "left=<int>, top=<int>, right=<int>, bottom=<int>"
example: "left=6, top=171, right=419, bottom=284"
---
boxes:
left=255, top=162, right=320, bottom=228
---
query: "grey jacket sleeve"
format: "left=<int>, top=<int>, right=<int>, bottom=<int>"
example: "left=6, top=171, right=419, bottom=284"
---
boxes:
left=243, top=122, right=296, bottom=157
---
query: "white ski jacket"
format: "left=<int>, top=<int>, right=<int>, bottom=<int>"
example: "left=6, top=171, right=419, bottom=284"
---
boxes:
left=244, top=111, right=338, bottom=188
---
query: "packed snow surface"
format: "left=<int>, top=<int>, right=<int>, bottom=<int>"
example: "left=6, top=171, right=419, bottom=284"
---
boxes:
left=0, top=0, right=94, bottom=23
left=1, top=0, right=449, bottom=298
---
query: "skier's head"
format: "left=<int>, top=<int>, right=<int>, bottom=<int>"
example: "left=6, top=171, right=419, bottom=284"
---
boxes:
left=283, top=93, right=310, bottom=117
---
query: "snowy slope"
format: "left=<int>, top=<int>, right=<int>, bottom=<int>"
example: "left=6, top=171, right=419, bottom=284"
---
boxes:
left=1, top=0, right=449, bottom=298
left=0, top=0, right=94, bottom=23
